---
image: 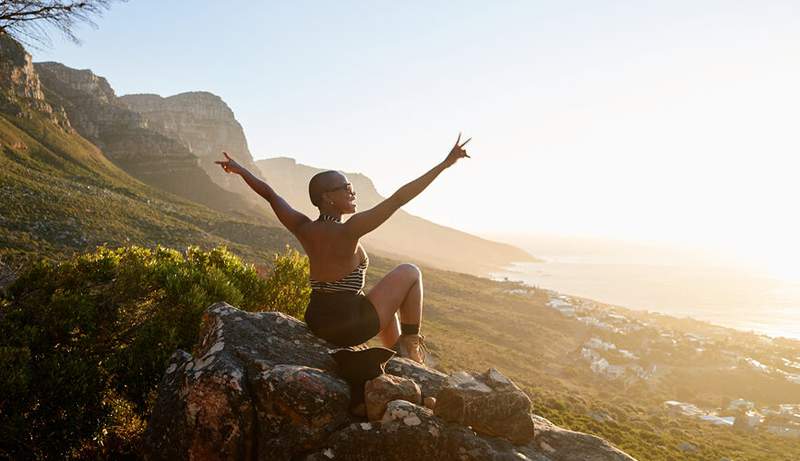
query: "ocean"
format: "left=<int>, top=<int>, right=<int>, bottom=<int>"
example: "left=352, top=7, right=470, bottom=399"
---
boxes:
left=486, top=236, right=800, bottom=340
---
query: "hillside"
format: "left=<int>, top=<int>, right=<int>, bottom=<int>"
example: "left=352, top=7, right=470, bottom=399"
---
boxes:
left=33, top=61, right=262, bottom=217
left=256, top=156, right=536, bottom=275
left=0, top=33, right=292, bottom=267
left=3, top=31, right=798, bottom=460
left=118, top=91, right=264, bottom=200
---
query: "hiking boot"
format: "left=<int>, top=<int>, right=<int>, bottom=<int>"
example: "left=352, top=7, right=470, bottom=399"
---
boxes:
left=393, top=333, right=429, bottom=365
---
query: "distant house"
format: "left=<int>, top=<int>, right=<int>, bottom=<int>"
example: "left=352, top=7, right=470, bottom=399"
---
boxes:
left=619, top=349, right=639, bottom=360
left=743, top=357, right=771, bottom=374
left=728, top=398, right=755, bottom=412
left=577, top=316, right=618, bottom=332
left=782, top=357, right=800, bottom=370
left=699, top=415, right=735, bottom=426
left=605, top=364, right=626, bottom=379
left=736, top=411, right=764, bottom=429
left=546, top=297, right=576, bottom=317
left=664, top=401, right=704, bottom=417
left=766, top=425, right=800, bottom=439
left=779, top=404, right=800, bottom=418
left=784, top=373, right=800, bottom=385
left=606, top=313, right=628, bottom=322
left=586, top=337, right=616, bottom=351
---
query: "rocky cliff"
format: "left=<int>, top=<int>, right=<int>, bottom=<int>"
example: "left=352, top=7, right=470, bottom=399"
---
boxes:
left=0, top=32, right=70, bottom=129
left=145, top=302, right=637, bottom=461
left=118, top=92, right=263, bottom=198
left=34, top=62, right=258, bottom=216
left=256, top=157, right=536, bottom=275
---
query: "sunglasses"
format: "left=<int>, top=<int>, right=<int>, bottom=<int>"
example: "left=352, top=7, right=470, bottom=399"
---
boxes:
left=327, top=182, right=355, bottom=195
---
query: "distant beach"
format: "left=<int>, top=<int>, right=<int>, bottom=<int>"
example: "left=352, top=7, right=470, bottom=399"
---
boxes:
left=487, top=237, right=800, bottom=340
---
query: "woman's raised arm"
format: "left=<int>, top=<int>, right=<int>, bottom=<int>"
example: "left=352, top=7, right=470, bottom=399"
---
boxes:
left=344, top=134, right=471, bottom=238
left=216, top=152, right=311, bottom=235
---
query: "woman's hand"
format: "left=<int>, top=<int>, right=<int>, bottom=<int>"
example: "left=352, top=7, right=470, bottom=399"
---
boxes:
left=215, top=151, right=247, bottom=175
left=443, top=133, right=471, bottom=168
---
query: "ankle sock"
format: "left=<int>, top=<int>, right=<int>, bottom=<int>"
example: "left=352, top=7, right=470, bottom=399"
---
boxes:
left=401, top=322, right=420, bottom=336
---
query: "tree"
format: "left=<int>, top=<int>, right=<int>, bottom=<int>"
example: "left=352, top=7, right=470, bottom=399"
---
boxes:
left=0, top=0, right=120, bottom=47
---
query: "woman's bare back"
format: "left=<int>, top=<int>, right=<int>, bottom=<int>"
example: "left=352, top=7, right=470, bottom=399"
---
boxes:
left=298, top=220, right=368, bottom=282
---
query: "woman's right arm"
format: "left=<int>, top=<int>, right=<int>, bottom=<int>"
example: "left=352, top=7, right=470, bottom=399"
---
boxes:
left=216, top=152, right=311, bottom=235
left=344, top=134, right=471, bottom=238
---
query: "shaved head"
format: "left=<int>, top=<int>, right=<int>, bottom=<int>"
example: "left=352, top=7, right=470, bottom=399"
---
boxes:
left=309, top=170, right=346, bottom=207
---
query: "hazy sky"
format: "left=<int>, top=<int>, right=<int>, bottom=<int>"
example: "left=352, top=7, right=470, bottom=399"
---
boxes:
left=32, top=1, right=800, bottom=279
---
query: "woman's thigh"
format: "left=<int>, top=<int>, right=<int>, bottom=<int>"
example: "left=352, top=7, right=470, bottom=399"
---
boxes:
left=366, top=264, right=421, bottom=328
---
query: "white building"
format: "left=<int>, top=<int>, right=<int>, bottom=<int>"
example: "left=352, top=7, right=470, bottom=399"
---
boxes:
left=586, top=337, right=617, bottom=351
left=727, top=398, right=755, bottom=412
left=699, top=415, right=735, bottom=426
left=737, top=411, right=764, bottom=429
left=546, top=296, right=576, bottom=317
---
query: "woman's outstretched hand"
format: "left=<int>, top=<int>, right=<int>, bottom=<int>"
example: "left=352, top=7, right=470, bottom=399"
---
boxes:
left=215, top=152, right=246, bottom=175
left=443, top=133, right=471, bottom=168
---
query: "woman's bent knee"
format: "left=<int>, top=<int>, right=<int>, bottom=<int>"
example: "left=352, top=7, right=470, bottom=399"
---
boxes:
left=397, top=263, right=421, bottom=280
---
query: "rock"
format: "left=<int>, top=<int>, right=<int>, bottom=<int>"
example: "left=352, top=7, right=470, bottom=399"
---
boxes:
left=435, top=368, right=535, bottom=444
left=146, top=302, right=638, bottom=461
left=365, top=374, right=422, bottom=421
left=424, top=396, right=437, bottom=410
left=33, top=62, right=256, bottom=216
left=0, top=34, right=70, bottom=128
left=119, top=91, right=263, bottom=198
left=308, top=400, right=551, bottom=461
left=385, top=356, right=447, bottom=399
left=678, top=441, right=698, bottom=453
left=251, top=364, right=351, bottom=459
left=532, top=414, right=638, bottom=461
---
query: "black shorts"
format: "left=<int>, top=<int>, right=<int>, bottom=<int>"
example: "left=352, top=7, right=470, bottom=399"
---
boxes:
left=304, top=290, right=381, bottom=347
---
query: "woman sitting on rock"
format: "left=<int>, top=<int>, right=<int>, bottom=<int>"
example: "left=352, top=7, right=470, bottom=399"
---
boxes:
left=215, top=134, right=471, bottom=364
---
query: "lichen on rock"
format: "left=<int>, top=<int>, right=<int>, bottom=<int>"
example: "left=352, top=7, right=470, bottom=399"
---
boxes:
left=144, top=302, right=637, bottom=461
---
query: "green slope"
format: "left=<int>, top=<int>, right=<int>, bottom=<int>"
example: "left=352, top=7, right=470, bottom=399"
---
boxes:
left=0, top=109, right=294, bottom=266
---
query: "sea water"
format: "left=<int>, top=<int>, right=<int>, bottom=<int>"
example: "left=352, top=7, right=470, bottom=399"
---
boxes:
left=488, top=240, right=800, bottom=340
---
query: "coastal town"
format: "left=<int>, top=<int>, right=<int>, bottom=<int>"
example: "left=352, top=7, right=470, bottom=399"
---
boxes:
left=506, top=286, right=800, bottom=439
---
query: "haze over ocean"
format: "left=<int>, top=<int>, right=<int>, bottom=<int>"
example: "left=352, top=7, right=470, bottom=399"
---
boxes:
left=488, top=234, right=800, bottom=340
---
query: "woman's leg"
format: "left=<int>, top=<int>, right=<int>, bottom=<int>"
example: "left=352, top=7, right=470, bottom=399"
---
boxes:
left=366, top=263, right=423, bottom=348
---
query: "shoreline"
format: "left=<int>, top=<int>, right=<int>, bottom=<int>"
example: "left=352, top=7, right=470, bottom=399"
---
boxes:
left=487, top=259, right=800, bottom=341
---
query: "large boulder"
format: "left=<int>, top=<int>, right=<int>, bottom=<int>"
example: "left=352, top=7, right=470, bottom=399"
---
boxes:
left=532, top=415, right=637, bottom=461
left=364, top=374, right=422, bottom=421
left=435, top=368, right=535, bottom=444
left=145, top=302, right=637, bottom=461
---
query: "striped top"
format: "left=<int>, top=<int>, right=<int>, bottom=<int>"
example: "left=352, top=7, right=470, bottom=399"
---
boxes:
left=309, top=214, right=369, bottom=293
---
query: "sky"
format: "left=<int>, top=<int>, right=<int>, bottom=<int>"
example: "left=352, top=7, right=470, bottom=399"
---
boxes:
left=31, top=1, right=800, bottom=280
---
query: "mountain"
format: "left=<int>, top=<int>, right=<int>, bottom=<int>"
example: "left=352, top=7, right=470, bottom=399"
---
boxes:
left=4, top=32, right=798, bottom=461
left=32, top=62, right=259, bottom=217
left=118, top=91, right=263, bottom=200
left=0, top=32, right=292, bottom=265
left=256, top=156, right=537, bottom=275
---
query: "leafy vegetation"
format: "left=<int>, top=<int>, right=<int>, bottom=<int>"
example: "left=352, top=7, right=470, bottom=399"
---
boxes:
left=0, top=245, right=309, bottom=459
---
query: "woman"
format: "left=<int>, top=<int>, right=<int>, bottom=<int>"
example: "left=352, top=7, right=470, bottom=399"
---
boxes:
left=215, top=134, right=471, bottom=364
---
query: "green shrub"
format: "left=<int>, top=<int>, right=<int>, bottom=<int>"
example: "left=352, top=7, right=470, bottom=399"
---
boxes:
left=0, top=245, right=310, bottom=459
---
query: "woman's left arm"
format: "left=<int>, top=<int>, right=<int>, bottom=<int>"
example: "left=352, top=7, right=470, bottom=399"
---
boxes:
left=344, top=134, right=471, bottom=238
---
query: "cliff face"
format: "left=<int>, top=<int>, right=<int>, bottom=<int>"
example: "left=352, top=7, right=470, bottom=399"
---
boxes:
left=0, top=33, right=70, bottom=129
left=34, top=62, right=257, bottom=215
left=256, top=157, right=536, bottom=275
left=118, top=92, right=262, bottom=198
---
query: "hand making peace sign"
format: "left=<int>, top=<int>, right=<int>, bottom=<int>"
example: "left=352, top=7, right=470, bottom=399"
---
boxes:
left=215, top=152, right=246, bottom=175
left=443, top=132, right=472, bottom=168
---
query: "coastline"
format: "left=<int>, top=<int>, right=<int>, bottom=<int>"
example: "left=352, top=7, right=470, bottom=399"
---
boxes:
left=488, top=259, right=800, bottom=341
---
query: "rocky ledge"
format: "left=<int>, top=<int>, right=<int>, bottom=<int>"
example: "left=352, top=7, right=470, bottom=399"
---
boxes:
left=145, top=302, right=636, bottom=461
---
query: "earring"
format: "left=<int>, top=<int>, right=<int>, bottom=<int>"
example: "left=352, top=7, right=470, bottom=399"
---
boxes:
left=329, top=201, right=334, bottom=205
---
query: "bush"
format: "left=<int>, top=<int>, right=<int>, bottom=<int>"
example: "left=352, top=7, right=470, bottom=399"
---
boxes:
left=0, top=245, right=309, bottom=459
